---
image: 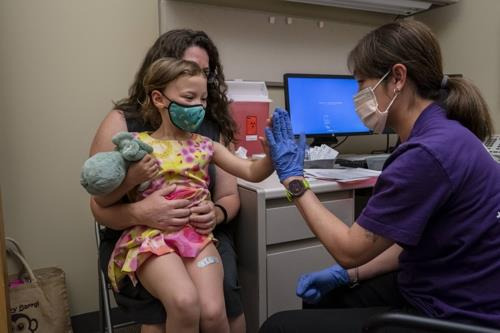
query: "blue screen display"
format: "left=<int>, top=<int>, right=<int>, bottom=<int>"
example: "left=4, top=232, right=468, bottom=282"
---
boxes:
left=285, top=75, right=371, bottom=136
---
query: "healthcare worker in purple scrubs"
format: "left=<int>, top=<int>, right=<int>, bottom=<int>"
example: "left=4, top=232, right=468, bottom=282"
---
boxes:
left=260, top=20, right=500, bottom=332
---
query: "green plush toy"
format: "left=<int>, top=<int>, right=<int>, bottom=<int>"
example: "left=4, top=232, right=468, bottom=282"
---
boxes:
left=80, top=132, right=153, bottom=196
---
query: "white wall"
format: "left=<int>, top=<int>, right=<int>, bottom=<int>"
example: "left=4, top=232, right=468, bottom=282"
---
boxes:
left=417, top=0, right=500, bottom=131
left=161, top=0, right=389, bottom=82
left=0, top=0, right=158, bottom=315
left=160, top=0, right=398, bottom=152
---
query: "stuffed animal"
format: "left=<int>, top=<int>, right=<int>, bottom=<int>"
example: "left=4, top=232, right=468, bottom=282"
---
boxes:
left=80, top=132, right=153, bottom=196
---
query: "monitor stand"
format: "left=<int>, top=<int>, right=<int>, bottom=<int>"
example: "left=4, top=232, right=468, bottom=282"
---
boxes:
left=310, top=136, right=338, bottom=147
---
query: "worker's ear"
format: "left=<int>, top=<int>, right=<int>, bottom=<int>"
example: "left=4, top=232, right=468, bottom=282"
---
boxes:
left=390, top=63, right=407, bottom=92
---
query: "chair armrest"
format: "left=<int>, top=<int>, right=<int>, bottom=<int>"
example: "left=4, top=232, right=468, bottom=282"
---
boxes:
left=363, top=312, right=500, bottom=333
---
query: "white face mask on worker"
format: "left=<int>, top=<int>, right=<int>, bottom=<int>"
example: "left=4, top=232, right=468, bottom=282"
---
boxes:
left=353, top=71, right=399, bottom=134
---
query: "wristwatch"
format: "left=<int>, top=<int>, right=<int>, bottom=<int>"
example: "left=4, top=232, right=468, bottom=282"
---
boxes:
left=285, top=179, right=310, bottom=201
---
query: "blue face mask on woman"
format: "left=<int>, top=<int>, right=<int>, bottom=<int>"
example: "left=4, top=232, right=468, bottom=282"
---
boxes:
left=162, top=94, right=206, bottom=132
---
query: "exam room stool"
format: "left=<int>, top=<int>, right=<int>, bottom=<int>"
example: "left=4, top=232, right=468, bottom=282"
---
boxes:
left=362, top=312, right=500, bottom=333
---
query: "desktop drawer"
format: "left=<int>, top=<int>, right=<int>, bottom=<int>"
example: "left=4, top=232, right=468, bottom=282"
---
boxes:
left=266, top=241, right=333, bottom=317
left=266, top=198, right=354, bottom=245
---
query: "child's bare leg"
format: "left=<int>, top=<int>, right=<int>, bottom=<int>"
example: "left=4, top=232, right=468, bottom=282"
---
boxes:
left=138, top=253, right=200, bottom=333
left=185, top=244, right=229, bottom=333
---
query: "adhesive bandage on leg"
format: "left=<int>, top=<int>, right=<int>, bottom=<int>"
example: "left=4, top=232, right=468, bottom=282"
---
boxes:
left=196, top=256, right=219, bottom=268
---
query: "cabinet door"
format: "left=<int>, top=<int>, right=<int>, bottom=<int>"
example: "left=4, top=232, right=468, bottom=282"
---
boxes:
left=266, top=198, right=354, bottom=245
left=266, top=242, right=333, bottom=317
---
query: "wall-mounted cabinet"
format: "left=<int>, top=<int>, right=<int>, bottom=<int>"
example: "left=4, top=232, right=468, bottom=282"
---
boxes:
left=283, top=0, right=459, bottom=16
left=171, top=0, right=459, bottom=23
left=170, top=0, right=395, bottom=25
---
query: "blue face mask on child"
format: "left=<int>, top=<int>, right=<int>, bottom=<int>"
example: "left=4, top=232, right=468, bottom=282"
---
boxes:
left=162, top=94, right=206, bottom=132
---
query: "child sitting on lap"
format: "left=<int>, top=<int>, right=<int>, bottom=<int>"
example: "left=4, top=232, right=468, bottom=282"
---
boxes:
left=93, top=57, right=273, bottom=333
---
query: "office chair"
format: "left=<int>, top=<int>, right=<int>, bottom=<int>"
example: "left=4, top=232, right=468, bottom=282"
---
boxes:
left=94, top=222, right=115, bottom=333
left=363, top=312, right=500, bottom=333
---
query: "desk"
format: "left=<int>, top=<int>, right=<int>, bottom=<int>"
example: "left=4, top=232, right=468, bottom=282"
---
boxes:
left=236, top=173, right=376, bottom=333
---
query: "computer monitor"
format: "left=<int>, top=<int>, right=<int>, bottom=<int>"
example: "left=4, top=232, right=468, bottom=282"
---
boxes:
left=284, top=73, right=371, bottom=145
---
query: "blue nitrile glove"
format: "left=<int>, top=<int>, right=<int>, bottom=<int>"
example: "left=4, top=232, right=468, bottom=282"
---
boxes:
left=296, top=264, right=350, bottom=304
left=264, top=108, right=306, bottom=182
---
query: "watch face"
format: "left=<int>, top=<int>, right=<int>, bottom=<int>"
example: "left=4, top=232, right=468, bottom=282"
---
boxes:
left=289, top=179, right=305, bottom=196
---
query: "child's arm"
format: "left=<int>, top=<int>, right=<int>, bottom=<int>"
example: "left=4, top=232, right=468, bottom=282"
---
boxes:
left=212, top=141, right=274, bottom=183
left=94, top=154, right=159, bottom=207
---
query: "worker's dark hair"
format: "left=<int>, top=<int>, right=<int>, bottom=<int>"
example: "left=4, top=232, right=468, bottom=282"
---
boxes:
left=348, top=20, right=493, bottom=140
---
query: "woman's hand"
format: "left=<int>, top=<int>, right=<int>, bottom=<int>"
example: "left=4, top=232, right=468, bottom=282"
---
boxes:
left=133, top=185, right=191, bottom=233
left=189, top=200, right=217, bottom=234
left=265, top=108, right=306, bottom=182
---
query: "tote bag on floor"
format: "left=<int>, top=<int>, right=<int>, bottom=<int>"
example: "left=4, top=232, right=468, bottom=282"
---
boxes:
left=6, top=237, right=73, bottom=333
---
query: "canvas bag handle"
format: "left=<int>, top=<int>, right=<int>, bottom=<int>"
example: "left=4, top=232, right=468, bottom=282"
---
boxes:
left=5, top=237, right=58, bottom=320
left=5, top=237, right=38, bottom=283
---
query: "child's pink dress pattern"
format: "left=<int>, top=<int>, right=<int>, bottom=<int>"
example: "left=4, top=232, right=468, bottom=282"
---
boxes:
left=108, top=132, right=215, bottom=291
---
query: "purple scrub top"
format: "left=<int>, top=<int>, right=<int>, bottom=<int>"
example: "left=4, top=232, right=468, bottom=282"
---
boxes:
left=357, top=103, right=500, bottom=327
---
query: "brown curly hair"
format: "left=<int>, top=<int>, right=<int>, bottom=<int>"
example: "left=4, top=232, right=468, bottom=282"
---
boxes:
left=114, top=29, right=237, bottom=145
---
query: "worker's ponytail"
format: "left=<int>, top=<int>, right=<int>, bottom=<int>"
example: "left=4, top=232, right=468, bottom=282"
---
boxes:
left=443, top=77, right=493, bottom=141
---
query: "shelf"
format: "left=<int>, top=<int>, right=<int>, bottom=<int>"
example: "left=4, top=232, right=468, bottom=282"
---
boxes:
left=173, top=0, right=458, bottom=23
left=283, top=0, right=459, bottom=17
left=172, top=0, right=394, bottom=25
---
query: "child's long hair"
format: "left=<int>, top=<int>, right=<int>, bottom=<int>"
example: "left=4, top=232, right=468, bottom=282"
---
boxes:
left=141, top=58, right=205, bottom=129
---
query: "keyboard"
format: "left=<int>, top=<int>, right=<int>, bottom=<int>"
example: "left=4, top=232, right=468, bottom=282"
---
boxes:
left=336, top=154, right=390, bottom=171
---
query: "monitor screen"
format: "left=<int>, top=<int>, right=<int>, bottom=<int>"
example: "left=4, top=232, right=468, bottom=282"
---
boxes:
left=284, top=74, right=371, bottom=137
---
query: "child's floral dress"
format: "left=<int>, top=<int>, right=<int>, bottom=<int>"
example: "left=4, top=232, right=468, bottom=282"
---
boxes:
left=108, top=132, right=215, bottom=291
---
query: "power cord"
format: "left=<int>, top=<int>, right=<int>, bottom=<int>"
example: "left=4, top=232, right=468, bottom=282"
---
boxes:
left=333, top=136, right=349, bottom=149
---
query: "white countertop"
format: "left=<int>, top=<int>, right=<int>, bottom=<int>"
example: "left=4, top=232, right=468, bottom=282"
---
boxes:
left=237, top=171, right=377, bottom=199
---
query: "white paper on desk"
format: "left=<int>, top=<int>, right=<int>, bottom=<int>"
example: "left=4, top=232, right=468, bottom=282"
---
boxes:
left=305, top=168, right=381, bottom=181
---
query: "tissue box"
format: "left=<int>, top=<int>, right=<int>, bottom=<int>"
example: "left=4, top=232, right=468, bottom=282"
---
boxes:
left=304, top=159, right=336, bottom=169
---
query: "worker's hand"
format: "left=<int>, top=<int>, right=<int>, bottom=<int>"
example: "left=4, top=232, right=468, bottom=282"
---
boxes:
left=296, top=264, right=350, bottom=304
left=265, top=108, right=306, bottom=182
